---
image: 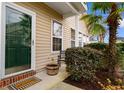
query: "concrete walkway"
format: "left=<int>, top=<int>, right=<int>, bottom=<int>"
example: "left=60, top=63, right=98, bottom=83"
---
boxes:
left=26, top=64, right=69, bottom=90
left=0, top=63, right=81, bottom=90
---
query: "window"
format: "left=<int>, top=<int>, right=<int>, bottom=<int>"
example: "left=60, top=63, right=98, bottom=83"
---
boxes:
left=79, top=32, right=82, bottom=47
left=52, top=20, right=62, bottom=51
left=71, top=28, right=75, bottom=47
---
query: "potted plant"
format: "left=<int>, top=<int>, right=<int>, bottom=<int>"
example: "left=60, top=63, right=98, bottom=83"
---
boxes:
left=46, top=58, right=59, bottom=76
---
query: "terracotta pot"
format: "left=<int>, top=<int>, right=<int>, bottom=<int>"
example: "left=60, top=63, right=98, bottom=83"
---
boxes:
left=46, top=64, right=59, bottom=76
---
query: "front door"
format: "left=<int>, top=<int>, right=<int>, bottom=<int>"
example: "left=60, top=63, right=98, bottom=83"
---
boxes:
left=2, top=3, right=36, bottom=76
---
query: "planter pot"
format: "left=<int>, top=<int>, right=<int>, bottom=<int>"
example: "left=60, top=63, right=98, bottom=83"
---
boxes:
left=46, top=64, right=59, bottom=76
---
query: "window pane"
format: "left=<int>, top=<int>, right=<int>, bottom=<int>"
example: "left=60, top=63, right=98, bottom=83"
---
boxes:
left=79, top=41, right=82, bottom=47
left=71, top=41, right=75, bottom=48
left=53, top=21, right=62, bottom=37
left=71, top=28, right=75, bottom=47
left=71, top=29, right=75, bottom=40
left=79, top=32, right=82, bottom=47
left=5, top=6, right=32, bottom=75
left=53, top=37, right=62, bottom=51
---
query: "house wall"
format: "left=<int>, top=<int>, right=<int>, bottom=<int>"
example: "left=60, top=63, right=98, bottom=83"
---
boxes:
left=15, top=2, right=62, bottom=71
left=63, top=16, right=76, bottom=50
left=78, top=14, right=90, bottom=45
left=0, top=2, right=89, bottom=87
left=63, top=14, right=89, bottom=47
left=15, top=2, right=83, bottom=71
left=79, top=15, right=88, bottom=35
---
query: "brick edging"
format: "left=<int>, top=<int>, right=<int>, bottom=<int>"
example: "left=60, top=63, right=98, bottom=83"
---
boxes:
left=0, top=70, right=36, bottom=88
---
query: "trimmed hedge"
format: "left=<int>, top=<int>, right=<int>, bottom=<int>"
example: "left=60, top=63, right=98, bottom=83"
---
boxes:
left=65, top=43, right=124, bottom=81
left=84, top=43, right=124, bottom=70
left=84, top=43, right=124, bottom=54
left=116, top=43, right=124, bottom=69
left=65, top=47, right=104, bottom=81
left=84, top=43, right=108, bottom=52
left=117, top=43, right=124, bottom=54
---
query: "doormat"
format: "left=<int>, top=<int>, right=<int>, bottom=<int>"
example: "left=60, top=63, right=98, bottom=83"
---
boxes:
left=8, top=77, right=41, bottom=90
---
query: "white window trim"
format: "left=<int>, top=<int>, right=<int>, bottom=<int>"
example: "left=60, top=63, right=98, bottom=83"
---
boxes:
left=79, top=32, right=83, bottom=47
left=51, top=20, right=63, bottom=53
left=71, top=28, right=76, bottom=47
left=0, top=2, right=36, bottom=79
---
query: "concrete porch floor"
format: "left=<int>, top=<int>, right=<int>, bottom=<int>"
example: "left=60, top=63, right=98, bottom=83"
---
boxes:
left=26, top=63, right=70, bottom=90
left=1, top=63, right=81, bottom=90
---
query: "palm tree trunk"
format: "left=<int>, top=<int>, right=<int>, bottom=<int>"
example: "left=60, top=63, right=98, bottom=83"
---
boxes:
left=108, top=25, right=117, bottom=72
left=107, top=3, right=119, bottom=74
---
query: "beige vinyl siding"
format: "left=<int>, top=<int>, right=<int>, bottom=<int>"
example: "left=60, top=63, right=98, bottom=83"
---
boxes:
left=14, top=2, right=81, bottom=71
left=78, top=15, right=89, bottom=43
left=15, top=2, right=63, bottom=71
left=63, top=16, right=76, bottom=49
left=79, top=15, right=88, bottom=35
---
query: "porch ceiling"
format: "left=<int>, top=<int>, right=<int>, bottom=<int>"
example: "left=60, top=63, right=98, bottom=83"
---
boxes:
left=45, top=2, right=87, bottom=18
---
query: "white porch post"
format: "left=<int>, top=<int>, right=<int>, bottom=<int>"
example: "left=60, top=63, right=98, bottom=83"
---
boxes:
left=75, top=15, right=79, bottom=47
left=0, top=2, right=2, bottom=80
left=0, top=2, right=5, bottom=79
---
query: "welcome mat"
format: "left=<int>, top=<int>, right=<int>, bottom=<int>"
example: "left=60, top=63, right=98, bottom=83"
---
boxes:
left=8, top=77, right=41, bottom=90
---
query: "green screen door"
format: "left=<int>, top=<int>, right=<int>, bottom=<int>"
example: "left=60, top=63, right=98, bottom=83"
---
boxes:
left=5, top=6, right=32, bottom=75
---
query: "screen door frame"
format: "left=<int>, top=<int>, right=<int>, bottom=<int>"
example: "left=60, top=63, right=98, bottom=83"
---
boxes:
left=0, top=2, right=36, bottom=79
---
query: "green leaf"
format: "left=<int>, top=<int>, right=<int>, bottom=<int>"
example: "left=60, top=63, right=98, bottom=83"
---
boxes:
left=90, top=24, right=106, bottom=35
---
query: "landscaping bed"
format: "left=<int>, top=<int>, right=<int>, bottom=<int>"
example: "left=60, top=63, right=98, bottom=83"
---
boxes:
left=63, top=76, right=100, bottom=90
left=63, top=71, right=107, bottom=90
left=63, top=71, right=124, bottom=90
left=64, top=43, right=124, bottom=90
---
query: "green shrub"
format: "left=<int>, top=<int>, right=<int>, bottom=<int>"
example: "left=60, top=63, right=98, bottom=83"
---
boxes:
left=84, top=43, right=124, bottom=54
left=84, top=43, right=124, bottom=70
left=84, top=43, right=108, bottom=52
left=117, top=43, right=124, bottom=54
left=116, top=43, right=124, bottom=70
left=65, top=47, right=104, bottom=81
left=84, top=43, right=109, bottom=70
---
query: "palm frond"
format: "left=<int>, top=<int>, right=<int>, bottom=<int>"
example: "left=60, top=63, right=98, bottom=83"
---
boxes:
left=80, top=14, right=103, bottom=24
left=107, top=7, right=123, bottom=23
left=80, top=14, right=106, bottom=36
left=90, top=24, right=106, bottom=35
left=87, top=21, right=94, bottom=28
left=110, top=8, right=124, bottom=17
left=117, top=2, right=124, bottom=8
left=92, top=2, right=112, bottom=13
left=80, top=14, right=91, bottom=20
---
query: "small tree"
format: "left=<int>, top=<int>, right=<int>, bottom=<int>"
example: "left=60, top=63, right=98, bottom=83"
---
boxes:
left=85, top=3, right=124, bottom=74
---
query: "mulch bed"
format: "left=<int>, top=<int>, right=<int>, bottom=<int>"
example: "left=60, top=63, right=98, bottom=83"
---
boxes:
left=63, top=70, right=112, bottom=90
left=63, top=76, right=100, bottom=90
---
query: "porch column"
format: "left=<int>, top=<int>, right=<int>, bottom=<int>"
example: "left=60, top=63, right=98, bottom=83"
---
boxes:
left=75, top=15, right=79, bottom=47
left=0, top=2, right=5, bottom=79
left=0, top=2, right=2, bottom=80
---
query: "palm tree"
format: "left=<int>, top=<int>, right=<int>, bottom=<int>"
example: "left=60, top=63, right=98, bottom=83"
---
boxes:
left=91, top=3, right=124, bottom=73
left=80, top=14, right=106, bottom=43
